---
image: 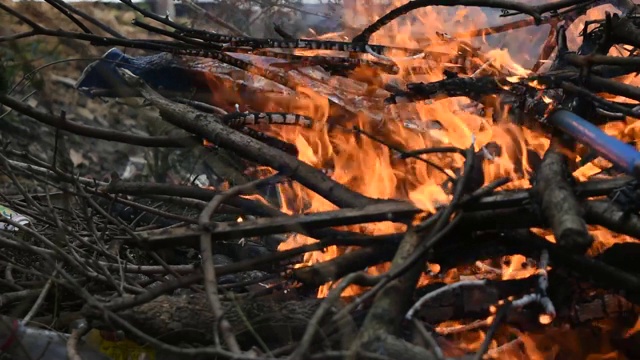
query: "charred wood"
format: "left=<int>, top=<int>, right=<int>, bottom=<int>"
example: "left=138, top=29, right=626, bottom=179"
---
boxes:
left=532, top=138, right=593, bottom=252
left=292, top=229, right=640, bottom=297
left=100, top=280, right=636, bottom=348
left=132, top=194, right=640, bottom=249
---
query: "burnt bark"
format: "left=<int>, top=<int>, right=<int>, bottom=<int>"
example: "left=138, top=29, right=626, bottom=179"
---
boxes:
left=100, top=281, right=636, bottom=349
left=114, top=294, right=332, bottom=348
left=533, top=138, right=593, bottom=252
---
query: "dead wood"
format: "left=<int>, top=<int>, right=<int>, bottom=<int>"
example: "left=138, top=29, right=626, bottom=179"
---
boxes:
left=103, top=179, right=282, bottom=218
left=357, top=334, right=438, bottom=360
left=533, top=138, right=593, bottom=252
left=293, top=245, right=396, bottom=287
left=293, top=229, right=640, bottom=296
left=133, top=201, right=422, bottom=248
left=102, top=280, right=636, bottom=348
left=469, top=176, right=633, bottom=210
left=132, top=197, right=640, bottom=249
left=0, top=94, right=199, bottom=148
left=3, top=1, right=640, bottom=358
left=352, top=230, right=427, bottom=347
left=111, top=293, right=329, bottom=347
left=585, top=200, right=640, bottom=237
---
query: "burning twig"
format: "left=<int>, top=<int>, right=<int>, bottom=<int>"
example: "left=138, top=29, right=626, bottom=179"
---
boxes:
left=116, top=68, right=379, bottom=208
left=533, top=137, right=594, bottom=252
left=350, top=0, right=598, bottom=45
left=521, top=249, right=556, bottom=325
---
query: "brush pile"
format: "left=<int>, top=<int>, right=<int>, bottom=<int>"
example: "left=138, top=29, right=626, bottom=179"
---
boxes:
left=1, top=0, right=640, bottom=358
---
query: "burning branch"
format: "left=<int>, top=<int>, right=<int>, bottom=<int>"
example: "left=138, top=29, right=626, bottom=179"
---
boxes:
left=533, top=136, right=593, bottom=252
left=117, top=68, right=380, bottom=209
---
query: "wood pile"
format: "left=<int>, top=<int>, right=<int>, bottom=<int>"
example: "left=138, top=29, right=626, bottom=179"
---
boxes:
left=1, top=0, right=640, bottom=358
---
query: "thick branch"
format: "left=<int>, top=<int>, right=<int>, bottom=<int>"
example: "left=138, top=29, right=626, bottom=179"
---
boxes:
left=0, top=94, right=197, bottom=148
left=106, top=280, right=636, bottom=348
left=532, top=138, right=593, bottom=252
left=119, top=70, right=379, bottom=209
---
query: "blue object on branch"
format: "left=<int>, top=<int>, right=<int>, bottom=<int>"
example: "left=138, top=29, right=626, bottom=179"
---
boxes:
left=546, top=109, right=640, bottom=177
left=75, top=48, right=209, bottom=97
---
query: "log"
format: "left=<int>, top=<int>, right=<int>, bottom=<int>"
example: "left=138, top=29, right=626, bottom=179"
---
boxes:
left=132, top=198, right=640, bottom=249
left=103, top=281, right=636, bottom=349
left=532, top=138, right=593, bottom=252
left=112, top=293, right=333, bottom=348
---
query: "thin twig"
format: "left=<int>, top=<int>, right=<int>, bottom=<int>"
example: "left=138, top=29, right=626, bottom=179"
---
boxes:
left=22, top=270, right=57, bottom=323
left=197, top=175, right=283, bottom=353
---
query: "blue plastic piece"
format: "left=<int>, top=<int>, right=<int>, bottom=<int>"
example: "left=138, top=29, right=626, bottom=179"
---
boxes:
left=547, top=109, right=640, bottom=176
left=75, top=48, right=207, bottom=97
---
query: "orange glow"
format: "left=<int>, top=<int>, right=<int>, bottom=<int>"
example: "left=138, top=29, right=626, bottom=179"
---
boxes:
left=625, top=317, right=640, bottom=338
left=242, top=0, right=640, bottom=298
left=205, top=2, right=640, bottom=356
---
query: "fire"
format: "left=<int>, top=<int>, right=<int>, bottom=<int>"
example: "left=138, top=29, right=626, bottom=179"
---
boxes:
left=272, top=1, right=553, bottom=296
left=263, top=1, right=640, bottom=295
left=207, top=1, right=640, bottom=357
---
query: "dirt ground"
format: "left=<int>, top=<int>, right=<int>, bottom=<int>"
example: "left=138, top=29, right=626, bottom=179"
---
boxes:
left=0, top=2, right=226, bottom=194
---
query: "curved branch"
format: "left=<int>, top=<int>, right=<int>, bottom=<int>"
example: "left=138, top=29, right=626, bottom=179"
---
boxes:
left=0, top=94, right=198, bottom=148
left=352, top=0, right=544, bottom=44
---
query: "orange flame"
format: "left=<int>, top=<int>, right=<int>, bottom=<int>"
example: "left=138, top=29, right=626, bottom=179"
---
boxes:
left=206, top=2, right=640, bottom=356
left=261, top=0, right=640, bottom=297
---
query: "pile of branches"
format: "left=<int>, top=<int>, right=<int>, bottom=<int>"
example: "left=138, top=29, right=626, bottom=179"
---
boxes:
left=1, top=0, right=640, bottom=359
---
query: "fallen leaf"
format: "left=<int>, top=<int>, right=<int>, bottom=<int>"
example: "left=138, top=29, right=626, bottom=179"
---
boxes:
left=69, top=149, right=86, bottom=167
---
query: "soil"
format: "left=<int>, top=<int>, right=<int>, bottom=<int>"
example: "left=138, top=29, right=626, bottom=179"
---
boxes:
left=0, top=2, right=220, bottom=194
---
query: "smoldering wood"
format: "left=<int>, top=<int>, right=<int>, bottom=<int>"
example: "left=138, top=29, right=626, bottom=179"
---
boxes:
left=292, top=229, right=640, bottom=296
left=131, top=196, right=640, bottom=249
left=532, top=139, right=593, bottom=252
left=99, top=280, right=636, bottom=347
